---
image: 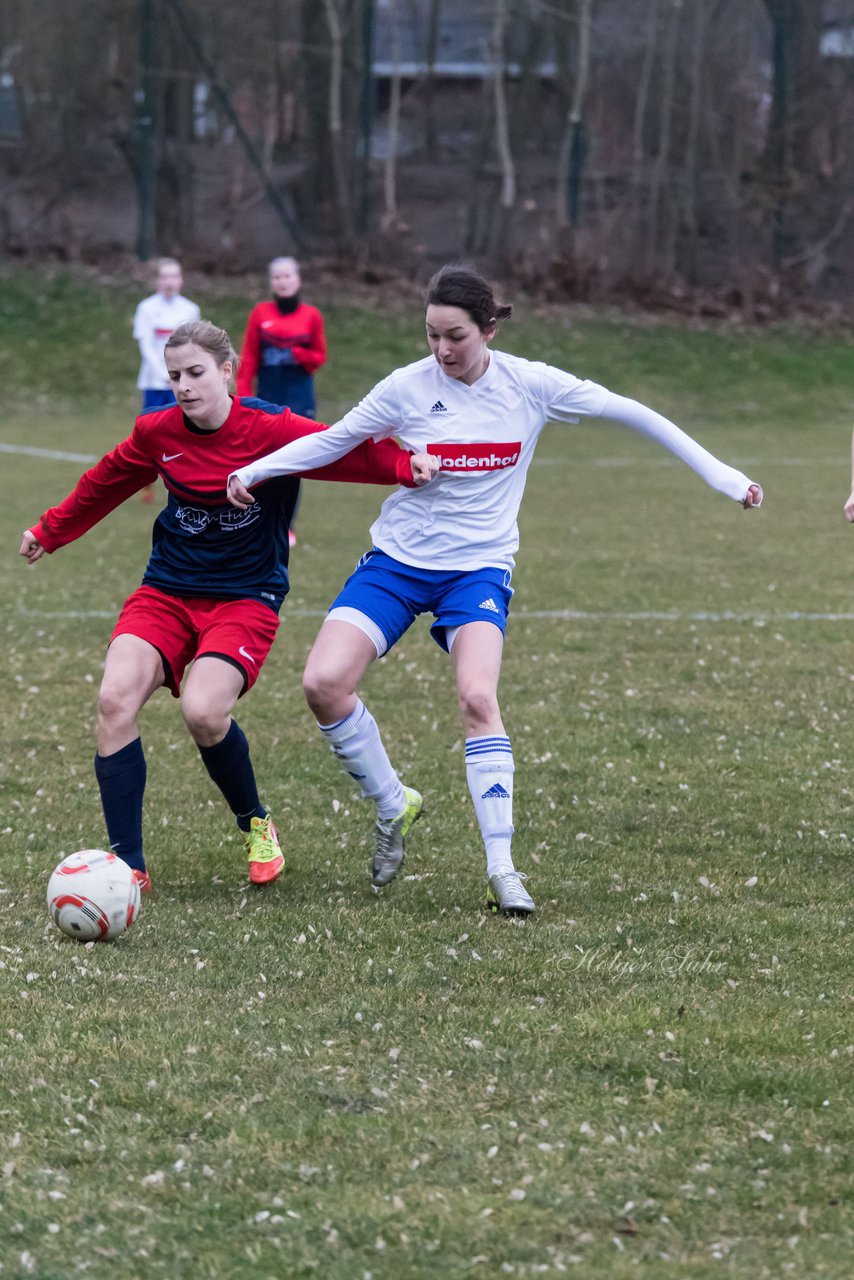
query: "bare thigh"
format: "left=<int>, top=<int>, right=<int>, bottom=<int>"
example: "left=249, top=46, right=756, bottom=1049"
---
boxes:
left=97, top=634, right=165, bottom=755
left=302, top=619, right=380, bottom=723
left=451, top=621, right=506, bottom=738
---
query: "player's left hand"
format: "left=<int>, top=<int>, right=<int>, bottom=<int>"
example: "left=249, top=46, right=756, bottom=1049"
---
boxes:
left=19, top=529, right=45, bottom=563
left=410, top=452, right=439, bottom=486
left=227, top=474, right=255, bottom=509
left=742, top=483, right=763, bottom=509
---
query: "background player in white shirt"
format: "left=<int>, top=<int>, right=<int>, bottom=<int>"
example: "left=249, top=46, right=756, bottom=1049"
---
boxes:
left=133, top=258, right=201, bottom=502
left=228, top=266, right=763, bottom=916
left=134, top=259, right=202, bottom=408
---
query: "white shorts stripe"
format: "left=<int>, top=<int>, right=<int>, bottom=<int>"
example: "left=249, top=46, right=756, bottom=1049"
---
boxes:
left=325, top=606, right=389, bottom=657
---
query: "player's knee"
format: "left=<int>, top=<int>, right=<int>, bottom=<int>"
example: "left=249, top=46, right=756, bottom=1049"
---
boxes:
left=97, top=681, right=139, bottom=732
left=302, top=660, right=345, bottom=717
left=457, top=684, right=499, bottom=729
left=181, top=691, right=224, bottom=742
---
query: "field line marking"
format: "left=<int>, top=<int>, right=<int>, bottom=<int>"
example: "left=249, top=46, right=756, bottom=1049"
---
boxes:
left=0, top=442, right=98, bottom=464
left=8, top=607, right=854, bottom=624
left=514, top=609, right=854, bottom=622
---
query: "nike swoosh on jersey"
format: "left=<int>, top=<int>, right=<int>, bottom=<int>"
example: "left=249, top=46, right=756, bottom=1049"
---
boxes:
left=238, top=646, right=257, bottom=665
left=162, top=452, right=183, bottom=462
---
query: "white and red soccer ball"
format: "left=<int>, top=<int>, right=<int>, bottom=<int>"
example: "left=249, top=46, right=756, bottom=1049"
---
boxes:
left=47, top=849, right=141, bottom=942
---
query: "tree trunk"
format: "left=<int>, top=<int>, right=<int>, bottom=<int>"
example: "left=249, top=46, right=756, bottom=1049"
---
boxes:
left=645, top=0, right=680, bottom=275
left=424, top=0, right=442, bottom=159
left=761, top=0, right=826, bottom=269
left=323, top=0, right=356, bottom=253
left=488, top=0, right=515, bottom=260
left=382, top=0, right=402, bottom=231
left=556, top=0, right=593, bottom=232
left=630, top=0, right=659, bottom=244
left=681, top=0, right=706, bottom=281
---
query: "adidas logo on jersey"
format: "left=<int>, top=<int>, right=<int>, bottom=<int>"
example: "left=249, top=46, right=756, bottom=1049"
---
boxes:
left=481, top=783, right=510, bottom=800
left=429, top=400, right=448, bottom=413
left=479, top=597, right=500, bottom=613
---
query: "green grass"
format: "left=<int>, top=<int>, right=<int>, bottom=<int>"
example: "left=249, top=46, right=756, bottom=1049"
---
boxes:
left=1, top=267, right=853, bottom=1278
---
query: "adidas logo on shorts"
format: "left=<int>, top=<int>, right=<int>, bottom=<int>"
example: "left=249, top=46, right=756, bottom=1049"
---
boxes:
left=481, top=783, right=510, bottom=800
left=429, top=400, right=448, bottom=413
left=479, top=597, right=500, bottom=613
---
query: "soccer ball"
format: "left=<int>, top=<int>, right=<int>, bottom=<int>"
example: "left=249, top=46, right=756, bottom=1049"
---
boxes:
left=47, top=850, right=141, bottom=942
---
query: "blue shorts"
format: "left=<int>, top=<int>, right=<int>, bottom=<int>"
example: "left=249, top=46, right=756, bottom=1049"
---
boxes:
left=142, top=388, right=177, bottom=411
left=328, top=549, right=513, bottom=655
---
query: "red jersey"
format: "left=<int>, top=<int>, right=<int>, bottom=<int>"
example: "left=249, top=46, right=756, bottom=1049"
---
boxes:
left=31, top=397, right=414, bottom=612
left=237, top=301, right=327, bottom=400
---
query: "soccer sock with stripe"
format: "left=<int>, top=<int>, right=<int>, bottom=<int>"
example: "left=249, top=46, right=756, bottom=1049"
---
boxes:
left=197, top=719, right=266, bottom=832
left=318, top=698, right=406, bottom=821
left=465, top=735, right=516, bottom=876
left=94, top=737, right=147, bottom=873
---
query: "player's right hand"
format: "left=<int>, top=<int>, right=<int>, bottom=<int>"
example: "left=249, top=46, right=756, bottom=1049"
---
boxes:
left=226, top=474, right=255, bottom=510
left=844, top=493, right=854, bottom=522
left=410, top=451, right=439, bottom=486
left=19, top=529, right=45, bottom=564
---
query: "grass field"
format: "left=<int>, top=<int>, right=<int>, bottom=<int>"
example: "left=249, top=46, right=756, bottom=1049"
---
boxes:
left=1, top=268, right=853, bottom=1278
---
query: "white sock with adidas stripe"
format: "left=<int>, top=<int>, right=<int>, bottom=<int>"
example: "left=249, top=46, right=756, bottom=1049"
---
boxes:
left=465, top=735, right=515, bottom=876
left=318, top=699, right=406, bottom=820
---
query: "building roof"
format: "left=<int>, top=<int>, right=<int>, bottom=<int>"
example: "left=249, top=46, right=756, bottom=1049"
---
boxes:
left=372, top=2, right=557, bottom=78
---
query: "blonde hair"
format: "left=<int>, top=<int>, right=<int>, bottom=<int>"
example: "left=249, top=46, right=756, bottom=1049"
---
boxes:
left=165, top=320, right=239, bottom=373
left=269, top=256, right=300, bottom=275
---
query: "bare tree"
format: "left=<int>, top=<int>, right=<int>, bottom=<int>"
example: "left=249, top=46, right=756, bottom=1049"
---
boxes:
left=488, top=0, right=516, bottom=259
left=681, top=0, right=707, bottom=280
left=322, top=0, right=356, bottom=252
left=556, top=0, right=593, bottom=233
left=761, top=0, right=827, bottom=269
left=423, top=0, right=443, bottom=159
left=630, top=0, right=660, bottom=232
left=382, top=0, right=403, bottom=231
left=645, top=0, right=681, bottom=274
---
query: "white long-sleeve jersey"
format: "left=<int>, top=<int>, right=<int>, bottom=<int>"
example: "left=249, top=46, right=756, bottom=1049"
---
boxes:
left=133, top=293, right=201, bottom=390
left=233, top=350, right=758, bottom=572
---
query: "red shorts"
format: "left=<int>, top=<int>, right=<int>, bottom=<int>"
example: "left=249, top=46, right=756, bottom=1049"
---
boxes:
left=111, top=585, right=280, bottom=698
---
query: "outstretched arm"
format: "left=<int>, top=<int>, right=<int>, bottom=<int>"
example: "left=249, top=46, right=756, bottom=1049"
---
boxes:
left=227, top=377, right=401, bottom=505
left=309, top=436, right=433, bottom=490
left=20, top=431, right=158, bottom=560
left=600, top=391, right=762, bottom=508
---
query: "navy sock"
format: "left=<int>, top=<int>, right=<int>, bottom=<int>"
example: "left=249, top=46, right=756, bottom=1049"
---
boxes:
left=94, top=737, right=147, bottom=873
left=197, top=719, right=266, bottom=832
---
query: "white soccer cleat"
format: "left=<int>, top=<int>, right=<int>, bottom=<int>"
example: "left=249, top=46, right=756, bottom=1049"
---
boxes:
left=486, top=868, right=535, bottom=917
left=371, top=787, right=423, bottom=886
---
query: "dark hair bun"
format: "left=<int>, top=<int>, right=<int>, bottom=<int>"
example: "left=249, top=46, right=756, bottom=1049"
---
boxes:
left=426, top=265, right=512, bottom=332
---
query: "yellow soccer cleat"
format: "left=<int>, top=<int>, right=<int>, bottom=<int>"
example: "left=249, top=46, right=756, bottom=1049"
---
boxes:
left=244, top=814, right=284, bottom=885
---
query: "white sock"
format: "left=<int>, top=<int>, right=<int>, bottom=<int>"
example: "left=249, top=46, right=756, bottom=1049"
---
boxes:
left=465, top=735, right=516, bottom=877
left=319, top=698, right=405, bottom=820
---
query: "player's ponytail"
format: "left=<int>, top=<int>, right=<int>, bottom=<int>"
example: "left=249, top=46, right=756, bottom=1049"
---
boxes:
left=426, top=265, right=512, bottom=332
left=166, top=320, right=239, bottom=376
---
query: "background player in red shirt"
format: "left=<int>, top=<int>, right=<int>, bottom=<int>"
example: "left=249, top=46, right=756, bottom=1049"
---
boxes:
left=19, top=320, right=432, bottom=894
left=238, top=257, right=327, bottom=546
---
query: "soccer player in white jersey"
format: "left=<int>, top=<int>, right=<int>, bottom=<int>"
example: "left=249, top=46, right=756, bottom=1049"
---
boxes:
left=227, top=266, right=763, bottom=916
left=134, top=258, right=201, bottom=503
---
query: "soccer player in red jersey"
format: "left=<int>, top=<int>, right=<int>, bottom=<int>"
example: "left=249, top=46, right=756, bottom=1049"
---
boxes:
left=20, top=320, right=434, bottom=892
left=238, top=257, right=327, bottom=547
left=237, top=257, right=326, bottom=418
